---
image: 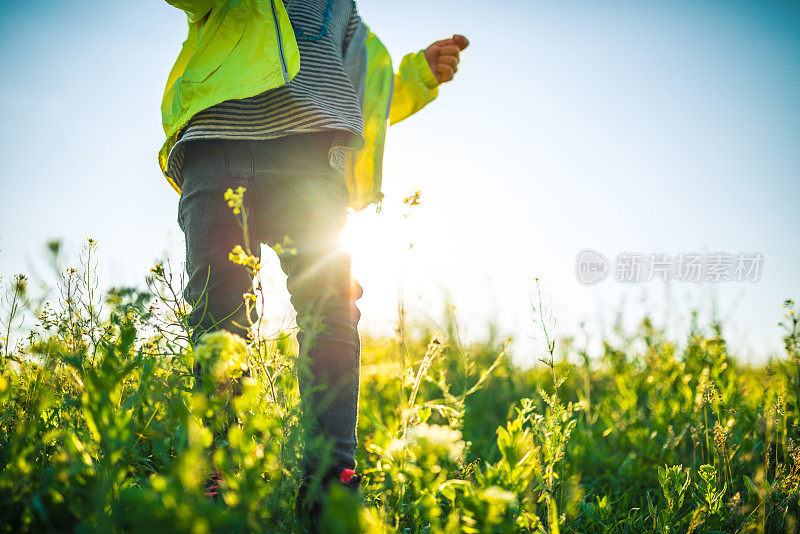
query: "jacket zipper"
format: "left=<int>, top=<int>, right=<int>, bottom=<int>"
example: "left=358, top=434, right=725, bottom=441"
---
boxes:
left=270, top=0, right=290, bottom=83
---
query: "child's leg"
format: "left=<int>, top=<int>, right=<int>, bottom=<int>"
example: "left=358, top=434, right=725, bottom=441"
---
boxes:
left=178, top=138, right=261, bottom=345
left=248, top=133, right=362, bottom=475
left=282, top=245, right=362, bottom=475
left=179, top=131, right=362, bottom=474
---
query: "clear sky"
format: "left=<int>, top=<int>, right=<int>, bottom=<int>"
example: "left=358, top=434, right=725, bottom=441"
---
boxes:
left=0, top=0, right=798, bottom=364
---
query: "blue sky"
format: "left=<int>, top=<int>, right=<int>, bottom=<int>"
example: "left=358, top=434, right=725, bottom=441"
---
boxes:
left=0, top=0, right=798, bottom=363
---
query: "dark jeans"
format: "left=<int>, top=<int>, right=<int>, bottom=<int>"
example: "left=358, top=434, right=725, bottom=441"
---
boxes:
left=177, top=132, right=362, bottom=472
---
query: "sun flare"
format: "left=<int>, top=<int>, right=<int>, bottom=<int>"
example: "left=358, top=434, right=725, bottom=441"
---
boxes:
left=339, top=209, right=413, bottom=283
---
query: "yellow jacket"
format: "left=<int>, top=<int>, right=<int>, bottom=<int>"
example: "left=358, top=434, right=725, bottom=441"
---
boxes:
left=160, top=0, right=440, bottom=211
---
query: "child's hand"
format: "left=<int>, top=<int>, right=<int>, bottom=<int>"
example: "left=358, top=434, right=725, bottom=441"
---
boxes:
left=424, top=34, right=469, bottom=84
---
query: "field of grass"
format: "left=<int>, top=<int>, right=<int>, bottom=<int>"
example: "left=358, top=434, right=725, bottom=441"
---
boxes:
left=0, top=239, right=798, bottom=533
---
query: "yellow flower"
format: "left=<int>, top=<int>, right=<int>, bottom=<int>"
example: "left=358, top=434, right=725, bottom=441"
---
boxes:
left=193, top=331, right=249, bottom=383
left=224, top=186, right=246, bottom=215
left=271, top=236, right=297, bottom=257
left=403, top=190, right=421, bottom=207
left=229, top=245, right=261, bottom=273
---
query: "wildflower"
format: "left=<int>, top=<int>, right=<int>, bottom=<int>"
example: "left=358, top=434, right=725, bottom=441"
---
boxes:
left=12, top=275, right=27, bottom=295
left=406, top=423, right=465, bottom=461
left=701, top=337, right=726, bottom=356
left=224, top=186, right=246, bottom=214
left=694, top=367, right=719, bottom=411
left=193, top=331, right=249, bottom=383
left=229, top=245, right=261, bottom=273
left=726, top=491, right=743, bottom=516
left=403, top=190, right=421, bottom=207
left=713, top=421, right=729, bottom=456
left=271, top=236, right=297, bottom=257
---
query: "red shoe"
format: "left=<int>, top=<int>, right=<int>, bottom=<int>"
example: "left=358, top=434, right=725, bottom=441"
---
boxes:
left=203, top=469, right=224, bottom=501
left=337, top=468, right=360, bottom=489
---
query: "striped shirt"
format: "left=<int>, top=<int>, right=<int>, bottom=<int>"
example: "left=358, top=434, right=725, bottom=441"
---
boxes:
left=166, top=0, right=365, bottom=185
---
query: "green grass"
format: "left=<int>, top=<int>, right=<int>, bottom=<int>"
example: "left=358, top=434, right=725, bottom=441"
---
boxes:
left=0, top=241, right=798, bottom=533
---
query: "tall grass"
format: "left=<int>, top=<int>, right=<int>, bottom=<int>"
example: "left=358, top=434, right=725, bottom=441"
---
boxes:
left=0, top=231, right=797, bottom=532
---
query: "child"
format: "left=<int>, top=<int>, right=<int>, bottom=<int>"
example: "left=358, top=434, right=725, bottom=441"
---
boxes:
left=158, top=0, right=467, bottom=513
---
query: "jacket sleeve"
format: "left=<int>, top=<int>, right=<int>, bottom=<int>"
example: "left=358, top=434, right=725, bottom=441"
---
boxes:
left=165, top=0, right=218, bottom=23
left=388, top=50, right=440, bottom=125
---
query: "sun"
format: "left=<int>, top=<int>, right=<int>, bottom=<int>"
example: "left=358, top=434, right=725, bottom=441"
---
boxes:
left=338, top=208, right=411, bottom=283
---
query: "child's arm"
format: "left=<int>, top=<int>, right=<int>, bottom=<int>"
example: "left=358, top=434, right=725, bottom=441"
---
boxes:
left=389, top=35, right=469, bottom=125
